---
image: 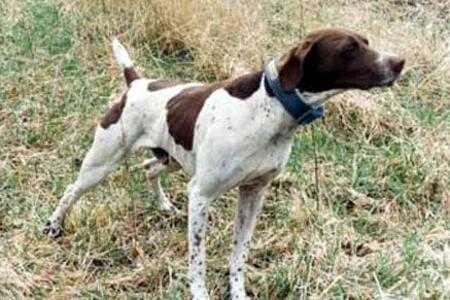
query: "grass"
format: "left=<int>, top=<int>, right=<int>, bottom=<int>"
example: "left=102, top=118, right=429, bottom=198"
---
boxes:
left=1, top=0, right=449, bottom=298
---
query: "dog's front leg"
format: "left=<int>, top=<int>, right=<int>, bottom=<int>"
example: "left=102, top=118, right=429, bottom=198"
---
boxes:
left=187, top=179, right=217, bottom=300
left=230, top=180, right=268, bottom=300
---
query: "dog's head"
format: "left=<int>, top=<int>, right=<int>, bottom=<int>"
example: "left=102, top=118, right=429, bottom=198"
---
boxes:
left=278, top=28, right=405, bottom=92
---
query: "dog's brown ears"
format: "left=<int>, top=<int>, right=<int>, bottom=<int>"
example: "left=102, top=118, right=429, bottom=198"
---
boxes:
left=278, top=40, right=315, bottom=91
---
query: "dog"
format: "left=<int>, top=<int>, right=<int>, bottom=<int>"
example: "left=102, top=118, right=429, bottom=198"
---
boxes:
left=43, top=28, right=405, bottom=299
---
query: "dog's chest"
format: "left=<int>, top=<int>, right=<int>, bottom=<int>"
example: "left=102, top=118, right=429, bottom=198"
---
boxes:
left=194, top=90, right=296, bottom=184
left=240, top=132, right=293, bottom=182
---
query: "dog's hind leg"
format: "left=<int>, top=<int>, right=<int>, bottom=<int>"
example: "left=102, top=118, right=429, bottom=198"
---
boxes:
left=142, top=157, right=182, bottom=214
left=43, top=122, right=136, bottom=238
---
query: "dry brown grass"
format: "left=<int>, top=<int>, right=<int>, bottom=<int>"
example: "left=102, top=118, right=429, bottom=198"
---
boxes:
left=1, top=0, right=449, bottom=298
left=71, top=0, right=271, bottom=77
left=71, top=0, right=450, bottom=77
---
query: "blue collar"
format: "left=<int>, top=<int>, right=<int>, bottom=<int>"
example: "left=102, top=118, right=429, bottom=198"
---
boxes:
left=263, top=59, right=324, bottom=125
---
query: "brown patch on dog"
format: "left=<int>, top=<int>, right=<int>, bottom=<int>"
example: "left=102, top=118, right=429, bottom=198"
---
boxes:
left=100, top=93, right=127, bottom=129
left=148, top=79, right=182, bottom=91
left=166, top=83, right=224, bottom=151
left=224, top=71, right=263, bottom=99
left=278, top=43, right=312, bottom=91
left=124, top=67, right=139, bottom=87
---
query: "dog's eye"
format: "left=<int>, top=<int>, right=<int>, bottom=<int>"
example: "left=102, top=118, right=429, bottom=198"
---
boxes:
left=341, top=42, right=358, bottom=60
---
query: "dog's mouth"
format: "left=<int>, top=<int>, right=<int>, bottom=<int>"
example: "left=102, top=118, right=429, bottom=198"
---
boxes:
left=357, top=72, right=402, bottom=90
left=377, top=73, right=401, bottom=87
left=370, top=58, right=405, bottom=89
left=359, top=57, right=405, bottom=90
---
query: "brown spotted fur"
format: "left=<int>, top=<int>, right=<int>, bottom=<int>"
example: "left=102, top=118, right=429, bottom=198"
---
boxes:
left=224, top=71, right=263, bottom=99
left=166, top=83, right=225, bottom=151
left=166, top=72, right=264, bottom=151
left=100, top=93, right=127, bottom=129
left=148, top=79, right=182, bottom=91
left=124, top=67, right=139, bottom=87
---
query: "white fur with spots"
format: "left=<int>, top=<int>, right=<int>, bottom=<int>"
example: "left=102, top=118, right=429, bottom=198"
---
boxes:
left=44, top=37, right=404, bottom=299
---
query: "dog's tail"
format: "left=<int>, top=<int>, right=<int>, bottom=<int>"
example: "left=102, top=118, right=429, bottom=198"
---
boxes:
left=112, top=37, right=139, bottom=87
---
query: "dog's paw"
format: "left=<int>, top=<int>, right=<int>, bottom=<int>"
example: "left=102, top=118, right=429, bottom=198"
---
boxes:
left=160, top=202, right=184, bottom=216
left=42, top=220, right=63, bottom=238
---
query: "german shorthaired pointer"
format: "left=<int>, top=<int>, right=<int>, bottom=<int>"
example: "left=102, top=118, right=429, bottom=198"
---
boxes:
left=44, top=28, right=405, bottom=299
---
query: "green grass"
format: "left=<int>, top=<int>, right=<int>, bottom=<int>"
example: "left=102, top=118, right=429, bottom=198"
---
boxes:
left=1, top=0, right=449, bottom=299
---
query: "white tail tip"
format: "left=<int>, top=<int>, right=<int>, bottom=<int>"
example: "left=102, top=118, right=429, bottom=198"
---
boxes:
left=112, top=37, right=133, bottom=69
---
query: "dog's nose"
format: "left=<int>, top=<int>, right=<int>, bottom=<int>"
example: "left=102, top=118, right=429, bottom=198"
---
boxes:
left=389, top=57, right=405, bottom=74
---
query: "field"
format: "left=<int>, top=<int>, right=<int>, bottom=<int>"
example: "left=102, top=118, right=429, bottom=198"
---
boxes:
left=1, top=0, right=449, bottom=298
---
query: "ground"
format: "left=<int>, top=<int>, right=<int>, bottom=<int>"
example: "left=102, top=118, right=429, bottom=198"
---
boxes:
left=0, top=0, right=449, bottom=298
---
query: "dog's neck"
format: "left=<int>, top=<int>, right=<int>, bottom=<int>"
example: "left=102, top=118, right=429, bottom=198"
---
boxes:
left=261, top=68, right=344, bottom=129
left=299, top=89, right=344, bottom=107
left=262, top=60, right=345, bottom=124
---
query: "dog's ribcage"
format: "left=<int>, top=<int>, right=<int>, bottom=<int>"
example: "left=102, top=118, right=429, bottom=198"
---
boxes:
left=129, top=78, right=294, bottom=190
